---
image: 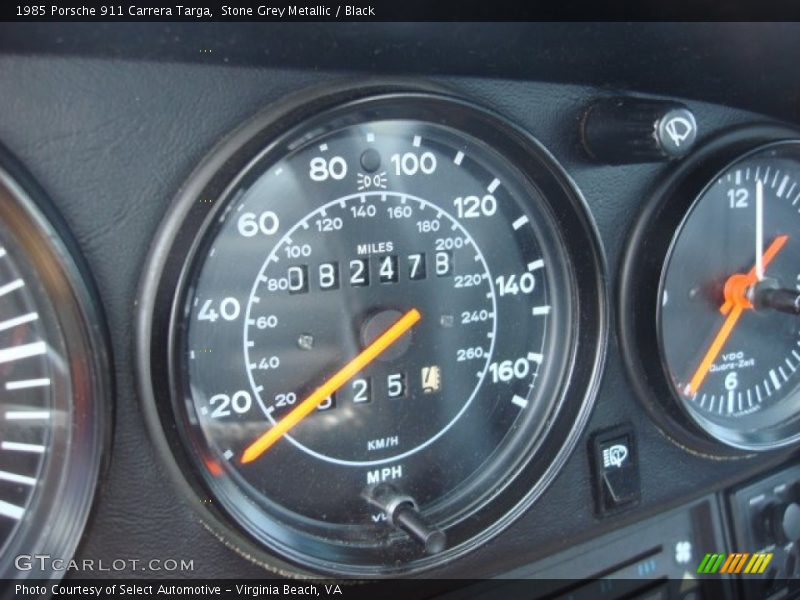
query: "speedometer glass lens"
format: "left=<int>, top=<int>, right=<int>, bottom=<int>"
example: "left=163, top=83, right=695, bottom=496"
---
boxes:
left=659, top=141, right=800, bottom=448
left=0, top=227, right=55, bottom=547
left=0, top=153, right=107, bottom=579
left=147, top=91, right=605, bottom=575
left=188, top=120, right=568, bottom=519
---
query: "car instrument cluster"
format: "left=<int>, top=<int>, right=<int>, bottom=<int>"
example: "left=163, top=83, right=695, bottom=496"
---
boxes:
left=1, top=46, right=800, bottom=591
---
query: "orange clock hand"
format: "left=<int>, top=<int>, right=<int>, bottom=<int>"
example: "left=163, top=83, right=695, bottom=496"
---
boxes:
left=685, top=304, right=745, bottom=396
left=240, top=308, right=421, bottom=464
left=720, top=234, right=788, bottom=315
left=686, top=235, right=788, bottom=396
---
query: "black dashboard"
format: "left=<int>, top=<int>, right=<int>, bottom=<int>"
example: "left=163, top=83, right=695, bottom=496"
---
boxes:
left=1, top=20, right=800, bottom=599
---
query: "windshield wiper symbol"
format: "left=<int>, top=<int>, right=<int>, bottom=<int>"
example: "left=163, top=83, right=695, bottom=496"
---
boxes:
left=602, top=444, right=629, bottom=469
left=664, top=116, right=695, bottom=147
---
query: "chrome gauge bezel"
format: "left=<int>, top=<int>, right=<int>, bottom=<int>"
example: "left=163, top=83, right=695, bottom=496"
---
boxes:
left=619, top=125, right=800, bottom=456
left=0, top=145, right=110, bottom=580
left=136, top=83, right=608, bottom=577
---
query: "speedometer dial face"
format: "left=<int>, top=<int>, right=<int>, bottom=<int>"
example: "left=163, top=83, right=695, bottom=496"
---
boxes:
left=243, top=190, right=502, bottom=474
left=188, top=116, right=566, bottom=558
left=144, top=90, right=605, bottom=575
left=659, top=141, right=800, bottom=449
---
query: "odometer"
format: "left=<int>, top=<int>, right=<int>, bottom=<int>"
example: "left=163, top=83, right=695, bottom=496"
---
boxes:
left=138, top=88, right=606, bottom=576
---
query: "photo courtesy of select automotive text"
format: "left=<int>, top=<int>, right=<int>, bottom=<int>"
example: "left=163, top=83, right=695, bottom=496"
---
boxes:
left=2, top=12, right=800, bottom=600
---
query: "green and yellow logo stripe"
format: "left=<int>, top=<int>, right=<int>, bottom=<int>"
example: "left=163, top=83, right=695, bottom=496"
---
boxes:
left=697, top=552, right=772, bottom=574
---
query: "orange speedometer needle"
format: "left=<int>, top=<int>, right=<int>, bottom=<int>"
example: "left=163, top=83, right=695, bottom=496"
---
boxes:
left=685, top=235, right=788, bottom=396
left=240, top=308, right=421, bottom=464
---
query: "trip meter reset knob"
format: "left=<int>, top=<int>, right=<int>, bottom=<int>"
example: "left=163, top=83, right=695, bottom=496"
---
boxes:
left=366, top=485, right=447, bottom=555
left=582, top=98, right=698, bottom=164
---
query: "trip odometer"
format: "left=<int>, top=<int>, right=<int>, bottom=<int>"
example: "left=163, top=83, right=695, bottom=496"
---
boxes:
left=138, top=87, right=606, bottom=576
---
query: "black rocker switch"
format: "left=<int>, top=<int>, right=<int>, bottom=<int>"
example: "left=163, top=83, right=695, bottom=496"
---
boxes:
left=591, top=425, right=640, bottom=514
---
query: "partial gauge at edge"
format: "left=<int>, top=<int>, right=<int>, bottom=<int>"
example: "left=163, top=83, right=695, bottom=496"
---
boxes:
left=0, top=145, right=109, bottom=582
left=137, top=85, right=606, bottom=576
left=620, top=125, right=800, bottom=454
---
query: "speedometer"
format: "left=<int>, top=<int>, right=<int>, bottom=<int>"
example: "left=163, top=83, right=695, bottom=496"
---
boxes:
left=138, top=86, right=606, bottom=576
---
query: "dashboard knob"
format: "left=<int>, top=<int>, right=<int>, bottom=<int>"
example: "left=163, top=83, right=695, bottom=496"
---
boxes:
left=765, top=502, right=800, bottom=544
left=581, top=97, right=698, bottom=164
